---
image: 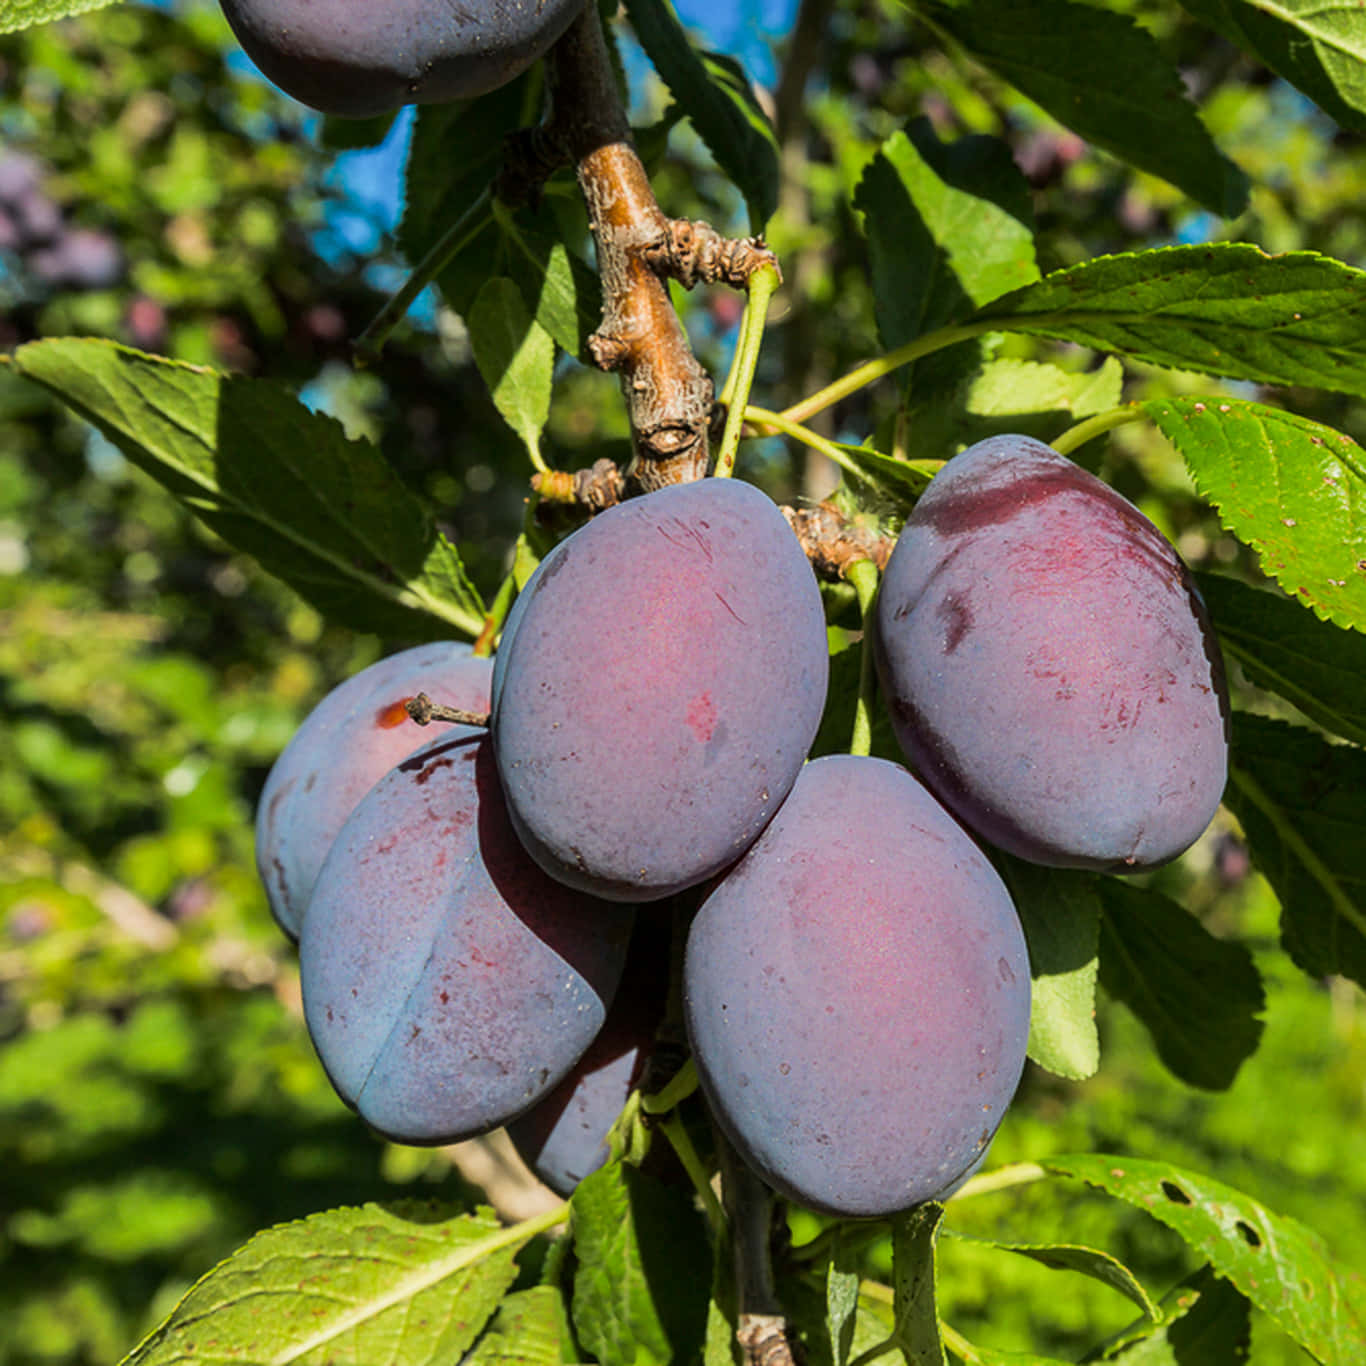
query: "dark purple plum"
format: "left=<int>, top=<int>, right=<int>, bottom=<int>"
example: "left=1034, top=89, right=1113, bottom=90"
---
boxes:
left=876, top=434, right=1228, bottom=871
left=492, top=477, right=828, bottom=902
left=28, top=228, right=123, bottom=289
left=684, top=754, right=1030, bottom=1219
left=301, top=728, right=634, bottom=1145
left=507, top=917, right=669, bottom=1195
left=255, top=642, right=492, bottom=939
left=218, top=0, right=586, bottom=118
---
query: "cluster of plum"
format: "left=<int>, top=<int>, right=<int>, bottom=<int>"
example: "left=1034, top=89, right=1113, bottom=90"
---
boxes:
left=256, top=437, right=1229, bottom=1217
left=0, top=153, right=123, bottom=291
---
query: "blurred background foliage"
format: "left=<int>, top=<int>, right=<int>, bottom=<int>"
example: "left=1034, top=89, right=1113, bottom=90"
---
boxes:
left=2, top=1, right=1365, bottom=1363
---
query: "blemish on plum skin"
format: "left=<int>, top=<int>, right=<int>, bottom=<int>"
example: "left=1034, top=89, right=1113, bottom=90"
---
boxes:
left=686, top=692, right=718, bottom=741
left=375, top=697, right=414, bottom=729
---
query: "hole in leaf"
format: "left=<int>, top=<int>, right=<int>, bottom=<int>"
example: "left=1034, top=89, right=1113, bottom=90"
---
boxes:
left=1161, top=1181, right=1193, bottom=1205
left=1235, top=1220, right=1262, bottom=1249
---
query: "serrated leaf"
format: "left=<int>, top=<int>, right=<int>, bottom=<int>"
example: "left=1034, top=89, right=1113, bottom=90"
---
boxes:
left=470, top=278, right=555, bottom=464
left=927, top=0, right=1247, bottom=216
left=1180, top=0, right=1366, bottom=134
left=854, top=122, right=1039, bottom=361
left=892, top=1205, right=945, bottom=1366
left=119, top=1202, right=528, bottom=1366
left=622, top=0, right=779, bottom=230
left=466, top=1286, right=574, bottom=1366
left=1047, top=1154, right=1365, bottom=1364
left=946, top=1232, right=1156, bottom=1320
left=11, top=339, right=484, bottom=638
left=975, top=244, right=1366, bottom=399
left=570, top=1163, right=711, bottom=1366
left=1107, top=1267, right=1251, bottom=1364
left=1198, top=572, right=1366, bottom=745
left=1096, top=880, right=1265, bottom=1091
left=1145, top=398, right=1366, bottom=631
left=1225, top=713, right=1366, bottom=988
left=827, top=1238, right=861, bottom=1366
left=401, top=83, right=535, bottom=317
left=0, top=0, right=117, bottom=33
left=994, top=859, right=1100, bottom=1081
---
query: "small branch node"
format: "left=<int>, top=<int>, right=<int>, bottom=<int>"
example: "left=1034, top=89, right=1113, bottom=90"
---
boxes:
left=782, top=502, right=895, bottom=579
left=737, top=1315, right=803, bottom=1366
left=404, top=694, right=491, bottom=728
left=644, top=221, right=782, bottom=291
left=530, top=458, right=625, bottom=513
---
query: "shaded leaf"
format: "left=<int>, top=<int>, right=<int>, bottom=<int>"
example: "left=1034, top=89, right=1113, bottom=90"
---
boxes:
left=927, top=0, right=1247, bottom=215
left=827, top=1237, right=861, bottom=1366
left=1097, top=879, right=1265, bottom=1091
left=892, top=1205, right=946, bottom=1366
left=1107, top=1266, right=1251, bottom=1364
left=947, top=1232, right=1156, bottom=1319
left=1198, top=572, right=1366, bottom=745
left=1180, top=0, right=1366, bottom=134
left=976, top=245, right=1366, bottom=399
left=1047, top=1155, right=1364, bottom=1364
left=120, top=1202, right=526, bottom=1366
left=11, top=339, right=484, bottom=639
left=621, top=0, right=778, bottom=230
left=502, top=207, right=603, bottom=362
left=994, top=858, right=1100, bottom=1081
left=571, top=1163, right=711, bottom=1366
left=1225, top=713, right=1366, bottom=988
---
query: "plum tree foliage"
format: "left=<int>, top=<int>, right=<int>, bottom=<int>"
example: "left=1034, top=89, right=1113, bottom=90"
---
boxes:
left=5, top=1, right=1366, bottom=1364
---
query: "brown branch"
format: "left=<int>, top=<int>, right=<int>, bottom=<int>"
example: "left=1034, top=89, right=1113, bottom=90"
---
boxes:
left=782, top=502, right=895, bottom=579
left=539, top=6, right=776, bottom=492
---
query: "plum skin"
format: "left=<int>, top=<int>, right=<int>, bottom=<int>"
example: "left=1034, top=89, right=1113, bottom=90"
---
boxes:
left=492, top=477, right=829, bottom=902
left=301, top=727, right=634, bottom=1146
left=219, top=0, right=586, bottom=118
left=684, top=754, right=1031, bottom=1219
left=875, top=434, right=1229, bottom=872
left=255, top=642, right=492, bottom=940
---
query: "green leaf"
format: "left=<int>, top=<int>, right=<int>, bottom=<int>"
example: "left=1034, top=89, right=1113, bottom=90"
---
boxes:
left=926, top=0, right=1247, bottom=216
left=622, top=0, right=779, bottom=230
left=1198, top=572, right=1366, bottom=745
left=466, top=1287, right=575, bottom=1366
left=1106, top=1267, right=1251, bottom=1364
left=1180, top=0, right=1366, bottom=134
left=1225, top=713, right=1366, bottom=988
left=854, top=122, right=1039, bottom=358
left=975, top=244, right=1366, bottom=400
left=1047, top=1154, right=1365, bottom=1364
left=0, top=0, right=118, bottom=33
left=1096, top=880, right=1265, bottom=1091
left=470, top=278, right=556, bottom=465
left=994, top=859, right=1100, bottom=1081
left=1145, top=398, right=1366, bottom=632
left=891, top=1205, right=946, bottom=1366
left=119, top=1202, right=529, bottom=1366
left=946, top=1233, right=1156, bottom=1320
left=570, top=1163, right=711, bottom=1366
left=11, top=339, right=484, bottom=638
left=401, top=81, right=537, bottom=317
left=826, top=1237, right=861, bottom=1366
left=501, top=207, right=604, bottom=363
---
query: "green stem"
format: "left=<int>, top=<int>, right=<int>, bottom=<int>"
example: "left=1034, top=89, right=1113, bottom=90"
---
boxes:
left=847, top=557, right=880, bottom=759
left=779, top=321, right=990, bottom=426
left=715, top=265, right=781, bottom=478
left=744, top=404, right=879, bottom=490
left=640, top=1055, right=699, bottom=1114
left=474, top=569, right=519, bottom=657
left=947, top=1161, right=1048, bottom=1202
left=790, top=1220, right=891, bottom=1266
left=354, top=186, right=494, bottom=365
left=938, top=1321, right=977, bottom=1364
left=659, top=1112, right=725, bottom=1234
left=1051, top=404, right=1145, bottom=457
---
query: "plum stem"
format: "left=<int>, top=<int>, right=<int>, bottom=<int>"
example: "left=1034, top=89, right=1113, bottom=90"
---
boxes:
left=404, top=694, right=490, bottom=728
left=640, top=1055, right=699, bottom=1114
left=715, top=264, right=781, bottom=478
left=657, top=1111, right=725, bottom=1233
left=947, top=1161, right=1049, bottom=1201
left=847, top=558, right=881, bottom=758
left=1052, top=404, right=1145, bottom=456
